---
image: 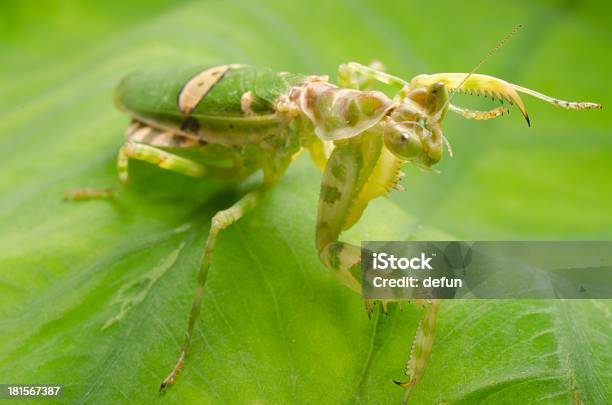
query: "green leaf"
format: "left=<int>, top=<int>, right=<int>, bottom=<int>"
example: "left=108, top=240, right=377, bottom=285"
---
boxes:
left=1, top=1, right=611, bottom=404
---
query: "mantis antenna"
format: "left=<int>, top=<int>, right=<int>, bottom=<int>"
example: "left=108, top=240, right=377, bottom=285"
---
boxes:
left=444, top=24, right=524, bottom=109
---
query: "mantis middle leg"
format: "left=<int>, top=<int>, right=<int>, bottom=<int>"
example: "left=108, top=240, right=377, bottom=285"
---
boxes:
left=338, top=61, right=408, bottom=91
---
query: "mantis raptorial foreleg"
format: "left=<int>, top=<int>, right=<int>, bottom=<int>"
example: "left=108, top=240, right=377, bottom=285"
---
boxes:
left=315, top=70, right=395, bottom=290
left=316, top=130, right=397, bottom=291
left=315, top=130, right=440, bottom=399
left=319, top=66, right=444, bottom=399
left=449, top=104, right=508, bottom=120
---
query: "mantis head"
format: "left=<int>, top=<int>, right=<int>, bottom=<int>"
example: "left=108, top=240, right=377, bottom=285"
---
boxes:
left=382, top=82, right=450, bottom=168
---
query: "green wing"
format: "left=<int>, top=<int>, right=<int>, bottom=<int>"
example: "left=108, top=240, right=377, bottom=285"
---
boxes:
left=114, top=65, right=306, bottom=122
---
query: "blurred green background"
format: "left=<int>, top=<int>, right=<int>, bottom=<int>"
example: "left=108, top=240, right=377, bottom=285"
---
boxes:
left=0, top=0, right=610, bottom=404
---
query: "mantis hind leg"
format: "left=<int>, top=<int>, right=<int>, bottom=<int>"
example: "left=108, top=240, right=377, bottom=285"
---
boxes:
left=116, top=142, right=207, bottom=183
left=160, top=183, right=270, bottom=391
left=64, top=142, right=207, bottom=200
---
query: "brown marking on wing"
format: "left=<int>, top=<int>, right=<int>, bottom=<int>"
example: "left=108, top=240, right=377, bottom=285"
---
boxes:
left=178, top=65, right=232, bottom=115
left=240, top=91, right=255, bottom=115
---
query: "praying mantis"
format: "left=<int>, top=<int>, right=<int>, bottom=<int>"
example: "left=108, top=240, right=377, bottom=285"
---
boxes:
left=65, top=41, right=601, bottom=401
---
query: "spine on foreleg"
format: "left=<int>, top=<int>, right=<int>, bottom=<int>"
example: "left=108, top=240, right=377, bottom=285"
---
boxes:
left=395, top=300, right=441, bottom=388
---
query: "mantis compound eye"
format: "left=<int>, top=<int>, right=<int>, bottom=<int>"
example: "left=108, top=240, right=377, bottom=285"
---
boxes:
left=383, top=123, right=423, bottom=160
left=429, top=82, right=445, bottom=94
left=428, top=82, right=449, bottom=118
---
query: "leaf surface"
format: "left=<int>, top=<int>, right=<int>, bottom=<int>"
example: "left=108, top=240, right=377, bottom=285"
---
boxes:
left=0, top=1, right=611, bottom=404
